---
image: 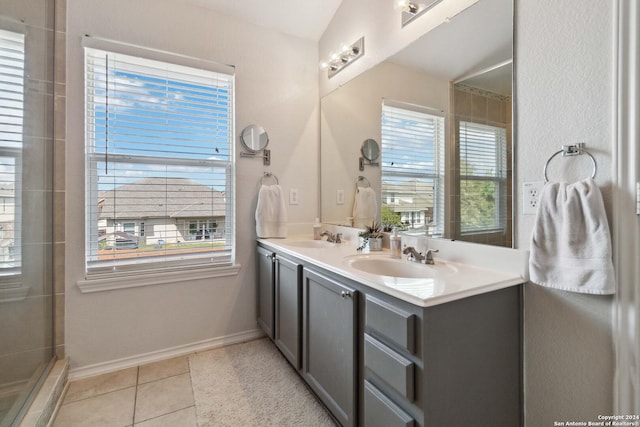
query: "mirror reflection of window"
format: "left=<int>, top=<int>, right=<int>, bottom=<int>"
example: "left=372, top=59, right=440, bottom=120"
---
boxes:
left=458, top=121, right=508, bottom=234
left=381, top=101, right=445, bottom=235
left=452, top=69, right=512, bottom=247
left=0, top=29, right=25, bottom=279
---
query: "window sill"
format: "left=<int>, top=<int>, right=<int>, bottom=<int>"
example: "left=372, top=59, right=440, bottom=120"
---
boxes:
left=77, top=263, right=242, bottom=293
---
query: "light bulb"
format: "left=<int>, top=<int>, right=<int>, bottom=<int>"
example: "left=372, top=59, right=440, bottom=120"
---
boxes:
left=394, top=0, right=410, bottom=11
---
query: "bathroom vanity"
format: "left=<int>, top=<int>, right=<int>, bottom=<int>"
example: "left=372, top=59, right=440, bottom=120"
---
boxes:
left=257, top=237, right=524, bottom=427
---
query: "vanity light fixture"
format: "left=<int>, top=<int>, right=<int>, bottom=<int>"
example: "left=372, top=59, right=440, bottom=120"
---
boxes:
left=395, top=0, right=444, bottom=27
left=320, top=37, right=365, bottom=78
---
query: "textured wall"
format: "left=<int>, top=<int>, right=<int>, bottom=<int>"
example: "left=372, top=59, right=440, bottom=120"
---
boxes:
left=515, top=0, right=615, bottom=424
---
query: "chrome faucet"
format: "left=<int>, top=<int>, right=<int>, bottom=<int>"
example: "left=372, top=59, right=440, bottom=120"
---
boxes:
left=402, top=246, right=439, bottom=264
left=402, top=246, right=425, bottom=263
left=320, top=231, right=342, bottom=243
left=424, top=249, right=439, bottom=265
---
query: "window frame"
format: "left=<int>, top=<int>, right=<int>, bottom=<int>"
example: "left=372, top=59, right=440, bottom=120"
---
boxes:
left=81, top=37, right=238, bottom=283
left=0, top=28, right=25, bottom=288
left=380, top=100, right=446, bottom=235
left=456, top=119, right=508, bottom=236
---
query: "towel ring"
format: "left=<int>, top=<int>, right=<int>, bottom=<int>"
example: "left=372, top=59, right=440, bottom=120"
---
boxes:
left=261, top=172, right=279, bottom=185
left=543, top=143, right=597, bottom=182
left=356, top=176, right=370, bottom=188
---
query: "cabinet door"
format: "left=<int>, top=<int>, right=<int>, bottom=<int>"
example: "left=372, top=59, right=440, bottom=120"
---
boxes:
left=256, top=246, right=275, bottom=339
left=302, top=269, right=358, bottom=427
left=275, top=255, right=302, bottom=369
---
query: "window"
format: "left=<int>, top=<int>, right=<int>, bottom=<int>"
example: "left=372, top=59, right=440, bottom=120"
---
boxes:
left=0, top=29, right=24, bottom=280
left=458, top=121, right=507, bottom=234
left=381, top=101, right=445, bottom=234
left=84, top=40, right=235, bottom=275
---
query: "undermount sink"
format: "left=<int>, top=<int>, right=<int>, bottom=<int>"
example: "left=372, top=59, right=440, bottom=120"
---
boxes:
left=343, top=254, right=457, bottom=279
left=284, top=240, right=337, bottom=249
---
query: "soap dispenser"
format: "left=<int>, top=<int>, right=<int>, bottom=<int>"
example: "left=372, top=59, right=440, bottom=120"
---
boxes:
left=313, top=218, right=322, bottom=240
left=390, top=227, right=401, bottom=259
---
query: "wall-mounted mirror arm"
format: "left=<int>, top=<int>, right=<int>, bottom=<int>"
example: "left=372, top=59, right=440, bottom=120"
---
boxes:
left=240, top=149, right=271, bottom=165
left=359, top=156, right=379, bottom=171
left=240, top=124, right=271, bottom=165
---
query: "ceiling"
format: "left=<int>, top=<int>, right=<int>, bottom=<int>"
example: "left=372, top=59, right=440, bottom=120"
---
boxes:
left=180, top=0, right=343, bottom=41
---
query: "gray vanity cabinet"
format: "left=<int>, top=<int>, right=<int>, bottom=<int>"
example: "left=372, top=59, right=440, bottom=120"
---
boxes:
left=256, top=245, right=275, bottom=339
left=274, top=254, right=302, bottom=368
left=302, top=268, right=358, bottom=427
left=257, top=246, right=302, bottom=368
left=257, top=242, right=522, bottom=427
left=363, top=287, right=522, bottom=427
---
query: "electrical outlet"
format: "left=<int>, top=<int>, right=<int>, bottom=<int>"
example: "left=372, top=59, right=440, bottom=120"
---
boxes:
left=523, top=182, right=544, bottom=215
left=336, top=189, right=345, bottom=205
left=289, top=188, right=299, bottom=205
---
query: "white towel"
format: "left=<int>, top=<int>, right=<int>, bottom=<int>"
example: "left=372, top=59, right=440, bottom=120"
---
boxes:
left=255, top=185, right=287, bottom=238
left=352, top=187, right=377, bottom=229
left=529, top=178, right=615, bottom=294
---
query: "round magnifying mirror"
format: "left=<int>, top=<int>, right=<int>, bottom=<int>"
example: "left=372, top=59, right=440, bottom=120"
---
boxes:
left=361, top=138, right=380, bottom=161
left=240, top=124, right=269, bottom=152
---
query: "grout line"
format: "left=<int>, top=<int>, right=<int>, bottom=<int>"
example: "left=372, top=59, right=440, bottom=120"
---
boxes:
left=131, top=405, right=197, bottom=426
left=131, top=366, right=139, bottom=426
left=186, top=356, right=198, bottom=425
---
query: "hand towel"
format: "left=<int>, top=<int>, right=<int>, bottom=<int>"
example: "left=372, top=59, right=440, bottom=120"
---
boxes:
left=529, top=178, right=615, bottom=294
left=255, top=184, right=287, bottom=238
left=352, top=187, right=377, bottom=229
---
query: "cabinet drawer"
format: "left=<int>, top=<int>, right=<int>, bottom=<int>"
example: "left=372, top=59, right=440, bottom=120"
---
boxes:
left=364, top=334, right=415, bottom=401
left=364, top=380, right=415, bottom=427
left=366, top=295, right=416, bottom=354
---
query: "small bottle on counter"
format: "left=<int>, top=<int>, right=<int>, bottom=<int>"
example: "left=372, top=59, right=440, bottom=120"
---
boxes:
left=313, top=218, right=322, bottom=240
left=390, top=227, right=402, bottom=259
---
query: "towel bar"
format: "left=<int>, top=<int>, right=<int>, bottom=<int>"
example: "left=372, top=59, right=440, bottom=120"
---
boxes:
left=356, top=176, right=371, bottom=188
left=543, top=143, right=597, bottom=182
left=261, top=172, right=279, bottom=185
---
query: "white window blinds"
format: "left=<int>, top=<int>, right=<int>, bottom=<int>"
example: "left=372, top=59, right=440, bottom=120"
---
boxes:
left=381, top=102, right=444, bottom=234
left=458, top=121, right=507, bottom=233
left=84, top=42, right=235, bottom=274
left=0, top=29, right=24, bottom=278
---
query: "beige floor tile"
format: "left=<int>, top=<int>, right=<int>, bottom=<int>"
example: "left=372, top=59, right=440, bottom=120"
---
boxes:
left=134, top=373, right=194, bottom=423
left=53, top=387, right=136, bottom=427
left=133, top=406, right=197, bottom=427
left=64, top=367, right=138, bottom=403
left=138, top=356, right=190, bottom=385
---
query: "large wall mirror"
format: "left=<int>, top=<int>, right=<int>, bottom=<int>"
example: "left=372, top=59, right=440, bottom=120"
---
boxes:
left=320, top=0, right=513, bottom=247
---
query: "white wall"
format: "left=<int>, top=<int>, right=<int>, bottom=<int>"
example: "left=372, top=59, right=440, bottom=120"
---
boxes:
left=516, top=0, right=615, bottom=424
left=321, top=0, right=616, bottom=424
left=65, top=0, right=319, bottom=369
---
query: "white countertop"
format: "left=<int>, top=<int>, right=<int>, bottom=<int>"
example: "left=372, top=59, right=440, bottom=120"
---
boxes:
left=258, top=236, right=525, bottom=308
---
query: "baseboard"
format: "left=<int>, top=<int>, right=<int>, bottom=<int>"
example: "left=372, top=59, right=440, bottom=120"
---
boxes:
left=68, top=329, right=265, bottom=381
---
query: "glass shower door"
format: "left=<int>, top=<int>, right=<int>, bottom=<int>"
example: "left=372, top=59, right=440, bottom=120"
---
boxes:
left=0, top=0, right=56, bottom=425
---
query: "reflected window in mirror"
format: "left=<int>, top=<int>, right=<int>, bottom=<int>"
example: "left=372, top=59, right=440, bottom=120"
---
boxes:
left=381, top=101, right=444, bottom=235
left=0, top=29, right=25, bottom=282
left=458, top=121, right=507, bottom=233
left=452, top=79, right=512, bottom=247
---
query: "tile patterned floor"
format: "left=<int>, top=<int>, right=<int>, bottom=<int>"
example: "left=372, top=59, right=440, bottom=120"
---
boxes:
left=54, top=356, right=197, bottom=427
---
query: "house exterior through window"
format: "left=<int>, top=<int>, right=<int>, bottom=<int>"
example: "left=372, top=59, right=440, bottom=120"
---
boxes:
left=84, top=39, right=235, bottom=274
